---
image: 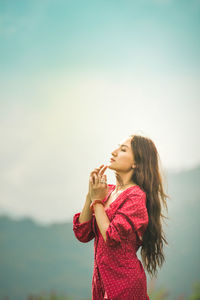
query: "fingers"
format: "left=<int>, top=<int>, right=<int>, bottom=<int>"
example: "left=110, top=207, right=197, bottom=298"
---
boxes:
left=90, top=173, right=97, bottom=185
left=91, top=173, right=107, bottom=186
left=90, top=165, right=108, bottom=186
left=90, top=164, right=104, bottom=176
left=92, top=164, right=107, bottom=176
left=93, top=173, right=98, bottom=185
left=101, top=174, right=107, bottom=185
left=97, top=174, right=107, bottom=185
left=99, top=165, right=107, bottom=176
left=89, top=175, right=93, bottom=184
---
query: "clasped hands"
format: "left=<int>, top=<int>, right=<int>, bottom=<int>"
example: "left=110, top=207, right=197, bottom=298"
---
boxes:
left=89, top=164, right=109, bottom=204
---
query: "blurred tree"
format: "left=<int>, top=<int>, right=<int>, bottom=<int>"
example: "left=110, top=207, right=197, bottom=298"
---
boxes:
left=188, top=281, right=200, bottom=300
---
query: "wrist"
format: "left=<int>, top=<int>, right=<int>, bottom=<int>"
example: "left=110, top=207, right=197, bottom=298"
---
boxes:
left=86, top=193, right=92, bottom=203
left=91, top=197, right=103, bottom=203
left=90, top=199, right=105, bottom=212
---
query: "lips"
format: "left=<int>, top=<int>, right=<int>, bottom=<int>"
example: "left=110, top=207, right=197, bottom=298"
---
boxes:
left=110, top=158, right=115, bottom=162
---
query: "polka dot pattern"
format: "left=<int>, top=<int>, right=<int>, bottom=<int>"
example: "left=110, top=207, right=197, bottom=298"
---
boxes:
left=73, top=184, right=150, bottom=300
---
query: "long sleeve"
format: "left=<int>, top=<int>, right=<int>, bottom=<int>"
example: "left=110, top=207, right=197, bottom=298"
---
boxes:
left=105, top=192, right=149, bottom=248
left=73, top=212, right=95, bottom=243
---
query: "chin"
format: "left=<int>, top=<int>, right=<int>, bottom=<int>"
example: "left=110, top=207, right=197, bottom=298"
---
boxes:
left=107, top=164, right=116, bottom=170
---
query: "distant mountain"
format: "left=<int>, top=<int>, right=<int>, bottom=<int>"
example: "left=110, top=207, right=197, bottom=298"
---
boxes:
left=0, top=216, right=93, bottom=300
left=0, top=165, right=200, bottom=300
left=153, top=165, right=200, bottom=299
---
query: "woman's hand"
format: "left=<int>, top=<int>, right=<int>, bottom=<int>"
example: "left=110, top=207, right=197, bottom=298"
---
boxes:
left=88, top=164, right=104, bottom=201
left=89, top=164, right=109, bottom=203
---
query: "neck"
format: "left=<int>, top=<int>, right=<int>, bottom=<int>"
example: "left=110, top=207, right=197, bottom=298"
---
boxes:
left=114, top=171, right=136, bottom=192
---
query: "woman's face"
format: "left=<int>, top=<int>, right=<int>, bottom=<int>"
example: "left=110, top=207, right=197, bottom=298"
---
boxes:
left=108, top=136, right=135, bottom=172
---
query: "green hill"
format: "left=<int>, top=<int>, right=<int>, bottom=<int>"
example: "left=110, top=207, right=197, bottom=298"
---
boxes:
left=0, top=216, right=93, bottom=300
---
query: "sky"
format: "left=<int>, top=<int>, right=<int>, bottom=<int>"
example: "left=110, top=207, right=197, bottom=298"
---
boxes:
left=0, top=0, right=200, bottom=224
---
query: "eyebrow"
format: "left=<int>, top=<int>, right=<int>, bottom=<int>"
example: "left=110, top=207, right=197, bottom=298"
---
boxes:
left=118, top=144, right=129, bottom=148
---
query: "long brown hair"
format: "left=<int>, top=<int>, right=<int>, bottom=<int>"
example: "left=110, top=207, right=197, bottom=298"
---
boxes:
left=130, top=134, right=169, bottom=278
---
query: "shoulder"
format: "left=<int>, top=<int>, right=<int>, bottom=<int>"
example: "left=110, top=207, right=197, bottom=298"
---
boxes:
left=126, top=185, right=146, bottom=197
left=125, top=186, right=147, bottom=204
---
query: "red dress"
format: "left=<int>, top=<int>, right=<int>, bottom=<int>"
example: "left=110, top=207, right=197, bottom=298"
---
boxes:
left=73, top=184, right=150, bottom=300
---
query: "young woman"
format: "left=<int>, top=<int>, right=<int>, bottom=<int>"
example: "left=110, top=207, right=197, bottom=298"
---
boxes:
left=73, top=134, right=169, bottom=300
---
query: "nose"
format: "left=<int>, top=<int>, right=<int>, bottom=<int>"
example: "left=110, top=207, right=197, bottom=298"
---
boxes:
left=111, top=144, right=121, bottom=157
left=111, top=149, right=117, bottom=157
